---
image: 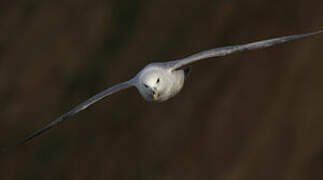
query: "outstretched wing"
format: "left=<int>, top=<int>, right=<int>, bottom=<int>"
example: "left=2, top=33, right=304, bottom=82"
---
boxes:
left=169, top=30, right=323, bottom=70
left=19, top=80, right=134, bottom=145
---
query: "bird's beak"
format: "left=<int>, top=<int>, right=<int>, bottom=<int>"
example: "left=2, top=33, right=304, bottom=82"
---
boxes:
left=152, top=91, right=159, bottom=100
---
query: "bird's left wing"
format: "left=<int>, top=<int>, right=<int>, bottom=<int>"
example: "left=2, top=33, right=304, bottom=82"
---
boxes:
left=169, top=30, right=323, bottom=71
left=14, top=79, right=135, bottom=147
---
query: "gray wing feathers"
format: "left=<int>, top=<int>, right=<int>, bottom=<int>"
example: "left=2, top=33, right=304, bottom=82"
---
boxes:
left=171, top=30, right=323, bottom=70
left=19, top=80, right=134, bottom=145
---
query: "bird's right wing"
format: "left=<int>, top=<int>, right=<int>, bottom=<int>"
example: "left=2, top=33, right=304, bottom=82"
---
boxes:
left=169, top=30, right=323, bottom=71
left=15, top=79, right=135, bottom=146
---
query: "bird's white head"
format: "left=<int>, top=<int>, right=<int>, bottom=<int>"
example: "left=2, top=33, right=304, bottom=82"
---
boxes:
left=136, top=67, right=169, bottom=103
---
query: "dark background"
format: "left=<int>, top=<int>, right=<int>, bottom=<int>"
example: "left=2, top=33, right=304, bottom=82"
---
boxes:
left=1, top=0, right=323, bottom=179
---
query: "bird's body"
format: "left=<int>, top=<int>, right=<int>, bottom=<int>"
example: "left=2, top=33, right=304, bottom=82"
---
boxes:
left=135, top=63, right=186, bottom=102
left=5, top=29, right=322, bottom=147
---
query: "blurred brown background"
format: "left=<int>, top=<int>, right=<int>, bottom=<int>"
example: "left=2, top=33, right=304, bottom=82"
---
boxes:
left=1, top=0, right=323, bottom=179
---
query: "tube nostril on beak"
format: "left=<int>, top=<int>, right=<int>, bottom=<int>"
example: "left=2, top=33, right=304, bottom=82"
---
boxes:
left=152, top=91, right=158, bottom=100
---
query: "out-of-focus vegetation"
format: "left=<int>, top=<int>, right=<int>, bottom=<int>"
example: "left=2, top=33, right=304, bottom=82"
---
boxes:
left=0, top=0, right=323, bottom=180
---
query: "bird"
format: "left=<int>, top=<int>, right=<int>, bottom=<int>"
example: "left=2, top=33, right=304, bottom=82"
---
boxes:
left=7, top=30, right=323, bottom=148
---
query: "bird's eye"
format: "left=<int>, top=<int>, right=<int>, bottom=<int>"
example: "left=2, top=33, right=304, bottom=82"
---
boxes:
left=144, top=84, right=148, bottom=88
left=156, top=78, right=160, bottom=83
